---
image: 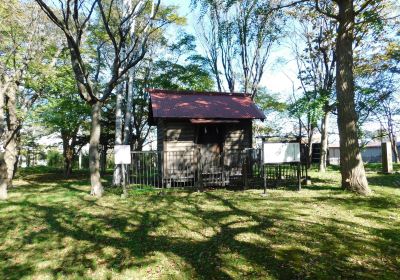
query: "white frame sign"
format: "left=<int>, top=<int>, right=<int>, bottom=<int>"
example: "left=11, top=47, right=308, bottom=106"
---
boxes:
left=263, top=142, right=300, bottom=164
left=114, top=145, right=131, bottom=165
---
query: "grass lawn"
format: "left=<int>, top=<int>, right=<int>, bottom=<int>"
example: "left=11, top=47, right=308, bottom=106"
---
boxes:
left=1, top=166, right=399, bottom=279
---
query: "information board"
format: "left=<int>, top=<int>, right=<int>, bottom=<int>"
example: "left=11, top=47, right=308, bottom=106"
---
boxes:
left=263, top=142, right=300, bottom=164
left=114, top=145, right=131, bottom=164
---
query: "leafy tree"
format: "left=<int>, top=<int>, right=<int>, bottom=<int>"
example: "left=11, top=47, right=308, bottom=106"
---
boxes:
left=35, top=0, right=169, bottom=197
left=278, top=0, right=397, bottom=194
left=0, top=0, right=60, bottom=199
left=253, top=88, right=287, bottom=136
left=149, top=58, right=214, bottom=91
left=357, top=35, right=400, bottom=161
left=291, top=6, right=337, bottom=172
left=46, top=150, right=64, bottom=168
left=32, top=59, right=90, bottom=176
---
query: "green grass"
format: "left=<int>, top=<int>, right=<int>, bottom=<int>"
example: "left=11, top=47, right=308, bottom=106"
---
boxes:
left=1, top=167, right=400, bottom=279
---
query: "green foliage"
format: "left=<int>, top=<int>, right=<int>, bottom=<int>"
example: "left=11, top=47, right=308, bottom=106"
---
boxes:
left=145, top=30, right=215, bottom=91
left=288, top=91, right=328, bottom=128
left=149, top=59, right=214, bottom=91
left=31, top=59, right=90, bottom=136
left=255, top=88, right=287, bottom=113
left=46, top=149, right=63, bottom=168
left=355, top=33, right=400, bottom=126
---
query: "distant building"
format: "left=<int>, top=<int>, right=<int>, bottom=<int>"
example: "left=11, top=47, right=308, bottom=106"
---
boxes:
left=328, top=142, right=400, bottom=165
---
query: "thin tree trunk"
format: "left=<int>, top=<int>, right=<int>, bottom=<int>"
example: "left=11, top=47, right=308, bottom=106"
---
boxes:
left=64, top=151, right=73, bottom=177
left=214, top=60, right=222, bottom=92
left=113, top=82, right=124, bottom=186
left=306, top=119, right=314, bottom=169
left=13, top=151, right=19, bottom=179
left=101, top=145, right=107, bottom=174
left=62, top=133, right=74, bottom=177
left=89, top=101, right=103, bottom=197
left=307, top=142, right=313, bottom=169
left=123, top=76, right=134, bottom=145
left=393, top=141, right=399, bottom=163
left=389, top=135, right=399, bottom=163
left=319, top=111, right=330, bottom=172
left=336, top=0, right=370, bottom=195
left=0, top=154, right=7, bottom=199
left=387, top=113, right=399, bottom=163
left=27, top=150, right=31, bottom=167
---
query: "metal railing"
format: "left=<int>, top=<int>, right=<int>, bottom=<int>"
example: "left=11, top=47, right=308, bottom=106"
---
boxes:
left=128, top=148, right=306, bottom=189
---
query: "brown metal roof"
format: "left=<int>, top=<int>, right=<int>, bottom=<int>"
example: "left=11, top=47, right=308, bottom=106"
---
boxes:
left=148, top=89, right=265, bottom=120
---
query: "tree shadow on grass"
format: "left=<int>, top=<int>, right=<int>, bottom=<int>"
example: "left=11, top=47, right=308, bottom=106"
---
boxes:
left=367, top=174, right=400, bottom=189
left=1, top=186, right=400, bottom=279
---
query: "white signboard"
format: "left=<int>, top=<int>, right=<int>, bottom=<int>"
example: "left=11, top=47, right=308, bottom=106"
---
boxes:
left=263, top=142, right=300, bottom=164
left=114, top=145, right=131, bottom=164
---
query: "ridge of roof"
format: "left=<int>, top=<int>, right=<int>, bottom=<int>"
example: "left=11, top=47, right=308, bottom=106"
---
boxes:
left=146, top=88, right=251, bottom=97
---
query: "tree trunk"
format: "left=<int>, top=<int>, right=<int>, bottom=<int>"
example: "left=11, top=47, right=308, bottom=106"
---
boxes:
left=319, top=111, right=330, bottom=172
left=0, top=84, right=7, bottom=199
left=123, top=76, right=134, bottom=146
left=27, top=150, right=31, bottom=167
left=64, top=151, right=73, bottom=177
left=13, top=144, right=20, bottom=180
left=387, top=114, right=399, bottom=163
left=5, top=132, right=18, bottom=186
left=89, top=101, right=103, bottom=197
left=336, top=0, right=370, bottom=195
left=389, top=135, right=399, bottom=163
left=0, top=154, right=7, bottom=200
left=62, top=133, right=74, bottom=177
left=100, top=145, right=107, bottom=174
left=112, top=83, right=124, bottom=186
left=306, top=123, right=314, bottom=169
left=4, top=84, right=19, bottom=187
left=307, top=142, right=313, bottom=169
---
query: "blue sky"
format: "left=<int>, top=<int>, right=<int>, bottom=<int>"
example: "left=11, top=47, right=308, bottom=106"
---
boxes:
left=163, top=0, right=300, bottom=99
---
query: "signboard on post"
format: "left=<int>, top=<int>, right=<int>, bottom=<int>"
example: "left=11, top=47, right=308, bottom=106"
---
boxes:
left=263, top=142, right=300, bottom=164
left=114, top=145, right=131, bottom=165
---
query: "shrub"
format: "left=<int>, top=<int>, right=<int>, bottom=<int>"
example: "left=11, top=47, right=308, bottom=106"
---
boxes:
left=46, top=149, right=63, bottom=168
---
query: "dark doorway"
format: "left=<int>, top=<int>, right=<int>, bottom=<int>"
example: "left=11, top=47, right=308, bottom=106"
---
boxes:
left=196, top=125, right=226, bottom=153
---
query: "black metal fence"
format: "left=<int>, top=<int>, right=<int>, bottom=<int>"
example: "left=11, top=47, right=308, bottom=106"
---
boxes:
left=128, top=149, right=306, bottom=190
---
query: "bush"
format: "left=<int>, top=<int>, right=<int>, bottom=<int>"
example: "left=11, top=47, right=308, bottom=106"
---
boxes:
left=46, top=150, right=64, bottom=168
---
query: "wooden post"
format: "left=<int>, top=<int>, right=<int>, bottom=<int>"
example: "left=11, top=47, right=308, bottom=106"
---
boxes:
left=297, top=162, right=301, bottom=191
left=261, top=142, right=267, bottom=196
left=382, top=142, right=393, bottom=174
left=121, top=164, right=128, bottom=198
left=161, top=151, right=165, bottom=193
left=221, top=152, right=225, bottom=187
left=263, top=166, right=267, bottom=196
left=243, top=154, right=248, bottom=190
left=196, top=147, right=203, bottom=192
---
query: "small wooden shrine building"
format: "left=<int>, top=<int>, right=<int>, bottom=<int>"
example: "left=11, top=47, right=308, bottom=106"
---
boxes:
left=148, top=89, right=265, bottom=155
